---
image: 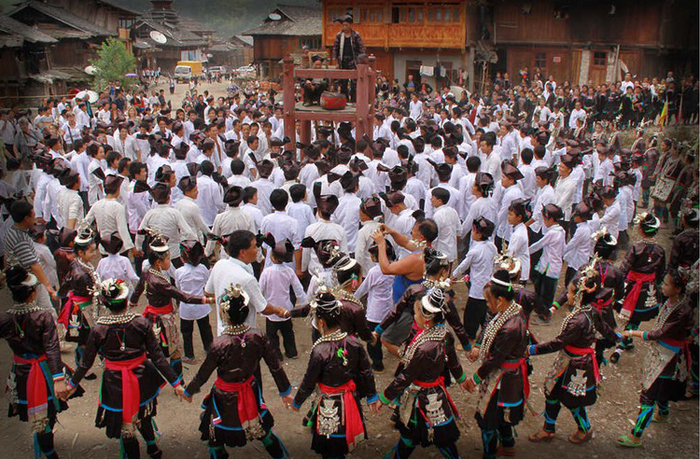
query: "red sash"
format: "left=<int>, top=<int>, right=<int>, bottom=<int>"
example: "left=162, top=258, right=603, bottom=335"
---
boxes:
left=565, top=345, right=600, bottom=382
left=142, top=302, right=174, bottom=317
left=415, top=375, right=460, bottom=419
left=318, top=380, right=363, bottom=450
left=621, top=271, right=656, bottom=316
left=213, top=376, right=260, bottom=425
left=13, top=354, right=49, bottom=417
left=500, top=358, right=530, bottom=400
left=104, top=354, right=146, bottom=425
left=57, top=293, right=92, bottom=327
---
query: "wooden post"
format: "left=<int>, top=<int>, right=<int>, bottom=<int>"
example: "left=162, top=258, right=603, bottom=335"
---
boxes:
left=300, top=120, right=311, bottom=146
left=282, top=54, right=296, bottom=149
left=355, top=55, right=369, bottom=141
left=366, top=55, right=377, bottom=142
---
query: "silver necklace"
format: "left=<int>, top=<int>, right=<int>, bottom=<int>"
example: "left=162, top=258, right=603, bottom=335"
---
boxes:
left=312, top=329, right=347, bottom=350
left=480, top=301, right=521, bottom=360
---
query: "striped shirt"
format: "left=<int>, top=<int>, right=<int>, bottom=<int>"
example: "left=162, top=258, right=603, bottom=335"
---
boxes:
left=4, top=225, right=39, bottom=268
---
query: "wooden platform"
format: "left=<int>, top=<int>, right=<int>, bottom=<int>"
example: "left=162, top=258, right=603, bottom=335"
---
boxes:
left=295, top=102, right=357, bottom=113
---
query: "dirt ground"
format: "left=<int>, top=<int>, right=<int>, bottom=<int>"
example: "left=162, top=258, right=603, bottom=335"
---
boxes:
left=0, top=79, right=697, bottom=459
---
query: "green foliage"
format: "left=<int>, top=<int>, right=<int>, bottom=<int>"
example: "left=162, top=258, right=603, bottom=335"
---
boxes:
left=90, top=38, right=137, bottom=91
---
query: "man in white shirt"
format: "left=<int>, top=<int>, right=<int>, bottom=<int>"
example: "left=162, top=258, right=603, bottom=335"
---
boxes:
left=175, top=176, right=209, bottom=244
left=205, top=186, right=256, bottom=259
left=302, top=195, right=348, bottom=275
left=85, top=176, right=134, bottom=254
left=568, top=100, right=586, bottom=129
left=205, top=230, right=289, bottom=335
left=260, top=189, right=302, bottom=271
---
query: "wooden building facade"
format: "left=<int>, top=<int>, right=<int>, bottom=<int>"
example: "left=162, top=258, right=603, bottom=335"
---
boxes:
left=322, top=0, right=476, bottom=90
left=244, top=5, right=323, bottom=79
left=489, top=0, right=699, bottom=86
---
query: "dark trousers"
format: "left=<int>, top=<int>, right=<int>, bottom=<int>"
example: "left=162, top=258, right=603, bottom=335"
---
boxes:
left=366, top=321, right=384, bottom=371
left=463, top=297, right=488, bottom=340
left=180, top=316, right=213, bottom=359
left=266, top=318, right=297, bottom=358
left=533, top=271, right=558, bottom=308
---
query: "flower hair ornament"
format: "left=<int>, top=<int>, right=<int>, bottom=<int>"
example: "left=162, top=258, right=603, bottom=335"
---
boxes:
left=139, top=227, right=170, bottom=254
left=74, top=220, right=95, bottom=247
left=97, top=278, right=129, bottom=306
left=634, top=212, right=661, bottom=234
left=493, top=242, right=521, bottom=281
left=219, top=284, right=250, bottom=325
left=573, top=255, right=601, bottom=310
left=309, top=283, right=341, bottom=319
left=419, top=287, right=448, bottom=321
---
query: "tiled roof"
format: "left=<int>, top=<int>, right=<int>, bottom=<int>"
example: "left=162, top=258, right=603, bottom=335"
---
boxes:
left=243, top=4, right=321, bottom=37
left=0, top=14, right=57, bottom=46
left=9, top=1, right=114, bottom=38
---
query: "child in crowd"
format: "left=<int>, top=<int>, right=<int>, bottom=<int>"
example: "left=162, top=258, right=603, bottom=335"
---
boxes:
left=96, top=232, right=139, bottom=289
left=355, top=240, right=396, bottom=373
left=287, top=184, right=315, bottom=240
left=529, top=204, right=566, bottom=307
left=260, top=234, right=307, bottom=360
left=175, top=240, right=213, bottom=365
left=452, top=216, right=497, bottom=346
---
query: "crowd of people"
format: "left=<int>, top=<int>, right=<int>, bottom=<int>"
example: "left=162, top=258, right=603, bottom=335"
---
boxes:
left=0, top=49, right=698, bottom=459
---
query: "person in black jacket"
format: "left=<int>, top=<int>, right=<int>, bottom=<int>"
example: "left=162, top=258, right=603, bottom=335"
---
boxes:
left=332, top=15, right=366, bottom=102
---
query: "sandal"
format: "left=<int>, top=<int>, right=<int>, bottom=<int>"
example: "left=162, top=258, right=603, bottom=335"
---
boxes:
left=568, top=429, right=593, bottom=444
left=617, top=435, right=643, bottom=448
left=528, top=430, right=555, bottom=443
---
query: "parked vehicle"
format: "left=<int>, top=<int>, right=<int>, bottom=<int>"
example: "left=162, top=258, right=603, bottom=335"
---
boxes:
left=174, top=61, right=203, bottom=82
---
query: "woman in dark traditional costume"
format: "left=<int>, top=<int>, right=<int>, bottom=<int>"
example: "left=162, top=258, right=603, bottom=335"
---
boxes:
left=128, top=228, right=214, bottom=378
left=617, top=268, right=694, bottom=447
left=528, top=258, right=621, bottom=444
left=184, top=284, right=293, bottom=459
left=611, top=212, right=666, bottom=364
left=1, top=266, right=83, bottom=459
left=380, top=287, right=466, bottom=459
left=64, top=278, right=184, bottom=459
left=57, top=223, right=100, bottom=375
left=292, top=288, right=380, bottom=459
left=464, top=269, right=529, bottom=459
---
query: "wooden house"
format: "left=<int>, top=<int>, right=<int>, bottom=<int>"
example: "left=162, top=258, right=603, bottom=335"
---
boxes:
left=321, top=0, right=476, bottom=91
left=131, top=0, right=211, bottom=72
left=209, top=35, right=254, bottom=70
left=488, top=0, right=699, bottom=86
left=244, top=5, right=323, bottom=79
left=0, top=14, right=56, bottom=100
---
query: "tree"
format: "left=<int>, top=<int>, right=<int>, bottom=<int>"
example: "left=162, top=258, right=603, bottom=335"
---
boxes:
left=90, top=37, right=136, bottom=91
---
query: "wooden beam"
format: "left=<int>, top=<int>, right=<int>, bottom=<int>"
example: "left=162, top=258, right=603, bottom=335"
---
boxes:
left=282, top=54, right=296, bottom=149
left=294, top=68, right=358, bottom=79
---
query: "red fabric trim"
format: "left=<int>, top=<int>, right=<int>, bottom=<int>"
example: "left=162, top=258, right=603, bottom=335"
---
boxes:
left=214, top=376, right=259, bottom=424
left=621, top=271, right=656, bottom=316
left=104, top=354, right=146, bottom=424
left=318, top=380, right=363, bottom=450
left=500, top=358, right=530, bottom=399
left=58, top=293, right=91, bottom=327
left=13, top=354, right=48, bottom=416
left=565, top=345, right=600, bottom=382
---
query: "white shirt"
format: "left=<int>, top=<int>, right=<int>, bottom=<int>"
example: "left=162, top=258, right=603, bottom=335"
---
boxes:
left=452, top=239, right=497, bottom=300
left=355, top=220, right=381, bottom=274
left=530, top=185, right=555, bottom=233
left=136, top=204, right=196, bottom=259
left=260, top=263, right=306, bottom=322
left=433, top=205, right=460, bottom=262
left=600, top=201, right=621, bottom=239
left=287, top=201, right=315, bottom=239
left=175, top=263, right=211, bottom=320
left=242, top=203, right=263, bottom=231
left=196, top=175, right=224, bottom=226
left=34, top=242, right=58, bottom=288
left=57, top=188, right=84, bottom=227
left=508, top=222, right=530, bottom=281
left=97, top=253, right=139, bottom=288
left=496, top=185, right=524, bottom=240
left=461, top=196, right=497, bottom=238
left=85, top=197, right=134, bottom=252
left=568, top=108, right=586, bottom=128
left=333, top=193, right=362, bottom=252
left=175, top=196, right=209, bottom=243
left=564, top=221, right=592, bottom=270
left=205, top=258, right=267, bottom=335
left=529, top=224, right=565, bottom=278
left=518, top=164, right=536, bottom=200
left=554, top=174, right=576, bottom=220
left=250, top=178, right=276, bottom=215
left=205, top=206, right=256, bottom=258
left=260, top=211, right=301, bottom=268
left=302, top=219, right=348, bottom=274
left=457, top=172, right=477, bottom=216
left=355, top=265, right=395, bottom=323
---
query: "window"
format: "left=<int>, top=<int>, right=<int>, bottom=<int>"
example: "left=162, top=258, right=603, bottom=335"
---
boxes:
left=593, top=51, right=606, bottom=66
left=118, top=18, right=134, bottom=29
left=534, top=52, right=546, bottom=69
left=361, top=7, right=384, bottom=23
left=425, top=5, right=460, bottom=22
left=299, top=37, right=321, bottom=49
left=392, top=5, right=423, bottom=23
left=329, top=7, right=353, bottom=22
